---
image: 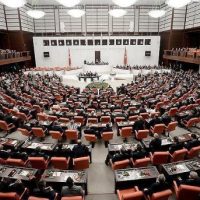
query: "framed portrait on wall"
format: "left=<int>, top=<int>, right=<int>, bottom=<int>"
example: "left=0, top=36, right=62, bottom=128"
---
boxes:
left=123, top=39, right=129, bottom=45
left=58, top=40, right=64, bottom=46
left=138, top=39, right=144, bottom=45
left=43, top=40, right=49, bottom=46
left=51, top=40, right=57, bottom=46
left=109, top=39, right=114, bottom=45
left=116, top=39, right=122, bottom=45
left=88, top=40, right=93, bottom=45
left=130, top=39, right=136, bottom=45
left=66, top=40, right=72, bottom=46
left=73, top=40, right=79, bottom=45
left=81, top=40, right=86, bottom=45
left=102, top=39, right=107, bottom=45
left=145, top=39, right=151, bottom=45
left=95, top=40, right=101, bottom=45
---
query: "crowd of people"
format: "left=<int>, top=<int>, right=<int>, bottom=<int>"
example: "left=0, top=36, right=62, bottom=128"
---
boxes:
left=114, top=64, right=171, bottom=70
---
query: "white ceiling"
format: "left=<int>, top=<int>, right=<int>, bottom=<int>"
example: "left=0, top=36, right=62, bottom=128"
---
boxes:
left=27, top=0, right=166, bottom=6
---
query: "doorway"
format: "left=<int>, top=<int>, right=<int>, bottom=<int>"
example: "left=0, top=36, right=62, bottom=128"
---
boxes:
left=95, top=51, right=101, bottom=64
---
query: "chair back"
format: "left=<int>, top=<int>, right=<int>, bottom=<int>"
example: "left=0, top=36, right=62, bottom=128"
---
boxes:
left=59, top=118, right=70, bottom=123
left=168, top=107, right=178, bottom=117
left=84, top=134, right=97, bottom=142
left=166, top=121, right=178, bottom=132
left=28, top=196, right=49, bottom=200
left=186, top=118, right=198, bottom=128
left=74, top=116, right=84, bottom=125
left=61, top=196, right=83, bottom=200
left=135, top=129, right=149, bottom=140
left=187, top=146, right=200, bottom=158
left=32, top=128, right=45, bottom=138
left=128, top=115, right=138, bottom=122
left=37, top=113, right=47, bottom=121
left=100, top=116, right=111, bottom=123
left=152, top=124, right=165, bottom=134
left=47, top=115, right=58, bottom=122
left=74, top=156, right=89, bottom=170
left=102, top=132, right=113, bottom=141
left=112, top=159, right=129, bottom=170
left=122, top=191, right=143, bottom=200
left=28, top=157, right=47, bottom=169
left=6, top=158, right=25, bottom=167
left=17, top=128, right=31, bottom=137
left=51, top=157, right=68, bottom=170
left=140, top=113, right=149, bottom=120
left=0, top=120, right=8, bottom=130
left=120, top=127, right=132, bottom=138
left=0, top=192, right=20, bottom=200
left=87, top=118, right=98, bottom=124
left=50, top=131, right=62, bottom=140
left=65, top=130, right=78, bottom=141
left=178, top=185, right=200, bottom=200
left=115, top=117, right=125, bottom=123
left=151, top=189, right=172, bottom=200
left=134, top=157, right=151, bottom=168
left=172, top=149, right=188, bottom=162
left=151, top=152, right=170, bottom=165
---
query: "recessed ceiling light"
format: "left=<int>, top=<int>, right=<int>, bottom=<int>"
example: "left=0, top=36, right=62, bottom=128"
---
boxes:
left=109, top=9, right=127, bottom=18
left=27, top=10, right=45, bottom=19
left=55, top=0, right=82, bottom=7
left=112, top=0, right=138, bottom=7
left=68, top=9, right=85, bottom=18
left=149, top=9, right=166, bottom=18
left=0, top=0, right=26, bottom=8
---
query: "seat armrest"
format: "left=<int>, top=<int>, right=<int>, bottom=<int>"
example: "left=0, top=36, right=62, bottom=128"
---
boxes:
left=134, top=186, right=139, bottom=191
left=8, top=123, right=14, bottom=127
left=20, top=187, right=28, bottom=200
left=173, top=180, right=179, bottom=198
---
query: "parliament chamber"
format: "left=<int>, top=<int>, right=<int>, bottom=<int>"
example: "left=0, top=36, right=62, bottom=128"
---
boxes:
left=0, top=0, right=200, bottom=200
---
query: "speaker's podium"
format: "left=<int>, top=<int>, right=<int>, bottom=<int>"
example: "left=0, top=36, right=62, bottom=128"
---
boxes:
left=83, top=61, right=111, bottom=73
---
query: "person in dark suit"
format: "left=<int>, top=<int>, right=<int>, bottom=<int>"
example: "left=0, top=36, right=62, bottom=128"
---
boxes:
left=50, top=120, right=64, bottom=133
left=61, top=177, right=84, bottom=197
left=177, top=171, right=200, bottom=186
left=149, top=114, right=162, bottom=128
left=30, top=146, right=49, bottom=160
left=54, top=143, right=72, bottom=158
left=0, top=178, right=10, bottom=193
left=10, top=147, right=28, bottom=162
left=169, top=136, right=183, bottom=154
left=144, top=174, right=169, bottom=196
left=72, top=140, right=89, bottom=158
left=139, top=105, right=147, bottom=113
left=101, top=123, right=112, bottom=133
left=8, top=179, right=25, bottom=195
left=185, top=134, right=200, bottom=150
left=131, top=144, right=147, bottom=160
left=133, top=116, right=147, bottom=131
left=32, top=180, right=56, bottom=200
left=161, top=112, right=172, bottom=126
left=0, top=144, right=10, bottom=159
left=149, top=133, right=162, bottom=152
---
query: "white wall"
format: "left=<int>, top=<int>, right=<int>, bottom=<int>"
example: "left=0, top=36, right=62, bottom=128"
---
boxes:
left=33, top=36, right=160, bottom=67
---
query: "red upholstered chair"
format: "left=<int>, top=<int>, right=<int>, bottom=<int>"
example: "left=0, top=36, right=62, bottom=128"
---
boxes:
left=150, top=152, right=170, bottom=165
left=131, top=157, right=151, bottom=168
left=173, top=181, right=200, bottom=200
left=61, top=196, right=83, bottom=200
left=128, top=115, right=138, bottom=122
left=17, top=112, right=32, bottom=122
left=0, top=158, right=6, bottom=165
left=178, top=105, right=187, bottom=112
left=32, top=127, right=46, bottom=139
left=0, top=188, right=27, bottom=200
left=183, top=118, right=199, bottom=129
left=145, top=189, right=172, bottom=200
left=87, top=118, right=98, bottom=124
left=140, top=113, right=149, bottom=120
left=151, top=124, right=166, bottom=135
left=73, top=156, right=90, bottom=170
left=47, top=115, right=58, bottom=122
left=120, top=127, right=132, bottom=141
left=0, top=120, right=15, bottom=134
left=102, top=132, right=114, bottom=147
left=187, top=146, right=200, bottom=159
left=27, top=157, right=49, bottom=169
left=110, top=159, right=130, bottom=170
left=155, top=102, right=164, bottom=111
left=84, top=134, right=97, bottom=148
left=50, top=157, right=69, bottom=170
left=37, top=113, right=47, bottom=121
left=117, top=187, right=143, bottom=200
left=28, top=197, right=48, bottom=200
left=135, top=129, right=149, bottom=140
left=33, top=105, right=42, bottom=113
left=74, top=116, right=85, bottom=126
left=59, top=117, right=70, bottom=123
left=168, top=107, right=178, bottom=117
left=49, top=131, right=63, bottom=141
left=165, top=121, right=178, bottom=136
left=6, top=158, right=26, bottom=167
left=65, top=130, right=78, bottom=142
left=17, top=128, right=32, bottom=140
left=115, top=117, right=125, bottom=123
left=170, top=149, right=188, bottom=162
left=100, top=116, right=111, bottom=123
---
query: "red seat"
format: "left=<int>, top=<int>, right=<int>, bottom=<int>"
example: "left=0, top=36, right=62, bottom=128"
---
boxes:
left=84, top=134, right=97, bottom=148
left=87, top=118, right=98, bottom=124
left=0, top=188, right=27, bottom=200
left=170, top=149, right=188, bottom=162
left=131, top=157, right=151, bottom=168
left=100, top=116, right=111, bottom=123
left=74, top=116, right=85, bottom=126
left=111, top=159, right=130, bottom=170
left=28, top=197, right=48, bottom=200
left=17, top=128, right=32, bottom=139
left=187, top=146, right=200, bottom=159
left=117, top=186, right=143, bottom=200
left=65, top=130, right=78, bottom=142
left=32, top=127, right=46, bottom=139
left=145, top=189, right=172, bottom=200
left=120, top=127, right=132, bottom=141
left=151, top=124, right=166, bottom=135
left=0, top=120, right=15, bottom=134
left=115, top=117, right=125, bottom=123
left=49, top=131, right=63, bottom=140
left=135, top=129, right=149, bottom=140
left=173, top=180, right=200, bottom=200
left=183, top=117, right=199, bottom=129
left=59, top=118, right=70, bottom=123
left=37, top=113, right=47, bottom=121
left=128, top=115, right=138, bottom=122
left=168, top=107, right=178, bottom=117
left=165, top=121, right=178, bottom=136
left=47, top=115, right=58, bottom=122
left=50, top=157, right=69, bottom=170
left=150, top=151, right=170, bottom=165
left=61, top=196, right=83, bottom=200
left=140, top=113, right=149, bottom=120
left=73, top=156, right=90, bottom=170
left=6, top=158, right=26, bottom=167
left=102, top=132, right=114, bottom=147
left=28, top=157, right=49, bottom=169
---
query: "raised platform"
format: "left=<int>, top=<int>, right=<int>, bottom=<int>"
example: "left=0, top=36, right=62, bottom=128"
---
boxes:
left=0, top=56, right=31, bottom=66
left=83, top=64, right=111, bottom=73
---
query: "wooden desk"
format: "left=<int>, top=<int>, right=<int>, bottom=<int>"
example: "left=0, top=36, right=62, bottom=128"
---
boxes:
left=42, top=169, right=88, bottom=194
left=0, top=165, right=38, bottom=181
left=117, top=121, right=134, bottom=128
left=108, top=143, right=140, bottom=153
left=22, top=142, right=56, bottom=152
left=114, top=166, right=159, bottom=191
left=162, top=158, right=200, bottom=180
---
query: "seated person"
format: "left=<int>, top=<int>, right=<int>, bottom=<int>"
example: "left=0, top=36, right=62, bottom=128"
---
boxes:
left=0, top=178, right=10, bottom=193
left=169, top=136, right=183, bottom=154
left=30, top=146, right=49, bottom=160
left=161, top=112, right=172, bottom=126
left=0, top=144, right=10, bottom=159
left=54, top=143, right=72, bottom=158
left=50, top=120, right=64, bottom=133
left=143, top=174, right=169, bottom=196
left=32, top=180, right=55, bottom=200
left=8, top=179, right=25, bottom=195
left=139, top=105, right=147, bottom=113
left=177, top=171, right=200, bottom=187
left=72, top=140, right=89, bottom=158
left=149, top=133, right=162, bottom=152
left=149, top=114, right=162, bottom=128
left=61, top=177, right=84, bottom=197
left=184, top=133, right=200, bottom=150
left=101, top=123, right=112, bottom=133
left=131, top=144, right=147, bottom=160
left=10, top=147, right=28, bottom=161
left=133, top=116, right=148, bottom=131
